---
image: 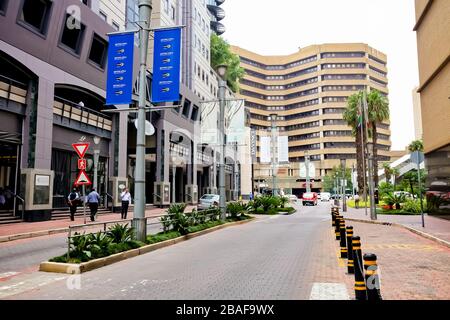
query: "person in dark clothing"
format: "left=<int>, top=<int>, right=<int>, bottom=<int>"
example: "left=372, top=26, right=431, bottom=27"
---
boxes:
left=86, top=188, right=100, bottom=222
left=67, top=188, right=80, bottom=221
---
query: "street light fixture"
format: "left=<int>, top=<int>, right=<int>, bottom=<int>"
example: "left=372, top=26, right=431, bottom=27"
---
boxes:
left=217, top=63, right=228, bottom=221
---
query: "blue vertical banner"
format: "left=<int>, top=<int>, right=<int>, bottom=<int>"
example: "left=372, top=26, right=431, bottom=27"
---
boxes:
left=106, top=32, right=135, bottom=105
left=151, top=27, right=182, bottom=103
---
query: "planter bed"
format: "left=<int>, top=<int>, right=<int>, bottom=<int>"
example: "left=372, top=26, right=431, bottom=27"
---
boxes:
left=40, top=216, right=253, bottom=274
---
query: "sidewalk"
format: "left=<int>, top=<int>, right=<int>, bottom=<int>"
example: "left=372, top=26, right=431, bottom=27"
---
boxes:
left=342, top=206, right=450, bottom=243
left=0, top=206, right=197, bottom=239
left=346, top=221, right=450, bottom=299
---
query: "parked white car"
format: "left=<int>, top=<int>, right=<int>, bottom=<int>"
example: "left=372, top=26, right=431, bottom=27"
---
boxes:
left=198, top=194, right=220, bottom=210
left=320, top=192, right=331, bottom=201
left=287, top=194, right=299, bottom=203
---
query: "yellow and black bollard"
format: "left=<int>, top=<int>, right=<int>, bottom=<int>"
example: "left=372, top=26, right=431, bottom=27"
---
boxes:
left=331, top=208, right=336, bottom=227
left=352, top=236, right=367, bottom=300
left=363, top=253, right=382, bottom=300
left=346, top=226, right=354, bottom=274
left=334, top=215, right=341, bottom=240
left=339, top=219, right=347, bottom=258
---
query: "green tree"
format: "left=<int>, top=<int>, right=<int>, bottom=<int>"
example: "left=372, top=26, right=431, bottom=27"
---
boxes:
left=323, top=166, right=353, bottom=194
left=367, top=89, right=390, bottom=188
left=383, top=163, right=393, bottom=182
left=408, top=139, right=424, bottom=152
left=343, top=91, right=365, bottom=194
left=210, top=34, right=245, bottom=93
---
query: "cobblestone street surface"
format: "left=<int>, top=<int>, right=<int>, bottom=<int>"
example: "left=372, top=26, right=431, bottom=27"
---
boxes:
left=0, top=202, right=449, bottom=300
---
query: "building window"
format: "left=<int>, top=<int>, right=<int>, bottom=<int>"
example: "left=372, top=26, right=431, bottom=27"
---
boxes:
left=88, top=34, right=108, bottom=69
left=112, top=21, right=120, bottom=31
left=99, top=10, right=107, bottom=21
left=170, top=5, right=176, bottom=20
left=0, top=0, right=8, bottom=15
left=60, top=14, right=85, bottom=55
left=191, top=105, right=199, bottom=121
left=182, top=99, right=191, bottom=117
left=19, top=0, right=52, bottom=35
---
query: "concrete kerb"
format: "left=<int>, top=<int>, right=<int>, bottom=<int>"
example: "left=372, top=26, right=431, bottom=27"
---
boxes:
left=0, top=227, right=70, bottom=243
left=39, top=218, right=255, bottom=274
left=344, top=217, right=450, bottom=249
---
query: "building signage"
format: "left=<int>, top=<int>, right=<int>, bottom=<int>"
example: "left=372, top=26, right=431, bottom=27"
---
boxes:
left=260, top=136, right=271, bottom=163
left=151, top=27, right=182, bottom=103
left=299, top=162, right=316, bottom=178
left=250, top=129, right=257, bottom=162
left=277, top=136, right=289, bottom=163
left=106, top=32, right=135, bottom=105
left=35, top=175, right=50, bottom=187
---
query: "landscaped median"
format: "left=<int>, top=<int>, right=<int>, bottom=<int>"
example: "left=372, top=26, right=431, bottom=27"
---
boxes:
left=40, top=204, right=254, bottom=274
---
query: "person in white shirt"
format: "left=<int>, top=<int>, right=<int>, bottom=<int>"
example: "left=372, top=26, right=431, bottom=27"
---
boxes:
left=354, top=193, right=360, bottom=209
left=120, top=188, right=132, bottom=219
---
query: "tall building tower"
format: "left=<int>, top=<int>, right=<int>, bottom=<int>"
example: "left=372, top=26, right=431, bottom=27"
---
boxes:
left=231, top=44, right=391, bottom=194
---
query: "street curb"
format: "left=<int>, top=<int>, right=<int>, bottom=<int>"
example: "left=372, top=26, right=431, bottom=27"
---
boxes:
left=0, top=228, right=70, bottom=243
left=344, top=217, right=450, bottom=249
left=39, top=218, right=255, bottom=274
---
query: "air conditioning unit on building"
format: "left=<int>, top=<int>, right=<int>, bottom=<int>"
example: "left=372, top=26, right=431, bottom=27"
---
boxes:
left=185, top=185, right=198, bottom=204
left=154, top=182, right=170, bottom=206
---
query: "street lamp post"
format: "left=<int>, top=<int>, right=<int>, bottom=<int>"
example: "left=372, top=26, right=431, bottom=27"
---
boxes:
left=269, top=114, right=278, bottom=197
left=305, top=151, right=311, bottom=193
left=340, top=158, right=347, bottom=212
left=367, top=142, right=377, bottom=220
left=93, top=136, right=101, bottom=192
left=171, top=155, right=177, bottom=204
left=133, top=0, right=152, bottom=242
left=217, top=64, right=228, bottom=221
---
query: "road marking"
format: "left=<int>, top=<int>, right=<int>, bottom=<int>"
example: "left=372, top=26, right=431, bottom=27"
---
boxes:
left=310, top=283, right=350, bottom=300
left=0, top=272, right=20, bottom=281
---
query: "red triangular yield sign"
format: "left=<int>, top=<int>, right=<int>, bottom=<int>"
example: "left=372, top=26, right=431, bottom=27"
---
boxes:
left=72, top=143, right=90, bottom=158
left=74, top=170, right=92, bottom=186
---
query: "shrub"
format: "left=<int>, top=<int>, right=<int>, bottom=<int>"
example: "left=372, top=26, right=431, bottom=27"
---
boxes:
left=279, top=196, right=289, bottom=208
left=227, top=202, right=244, bottom=219
left=426, top=194, right=446, bottom=213
left=167, top=203, right=186, bottom=215
left=160, top=215, right=172, bottom=232
left=402, top=199, right=424, bottom=214
left=383, top=193, right=406, bottom=210
left=146, top=231, right=182, bottom=244
left=107, top=223, right=134, bottom=243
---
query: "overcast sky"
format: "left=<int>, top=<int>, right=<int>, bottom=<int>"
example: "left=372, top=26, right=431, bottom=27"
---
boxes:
left=221, top=0, right=419, bottom=150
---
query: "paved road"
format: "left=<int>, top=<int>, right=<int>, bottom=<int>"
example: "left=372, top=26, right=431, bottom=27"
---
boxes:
left=1, top=202, right=352, bottom=300
left=0, top=220, right=166, bottom=275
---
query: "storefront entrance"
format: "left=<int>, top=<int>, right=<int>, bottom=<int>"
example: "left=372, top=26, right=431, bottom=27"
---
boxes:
left=0, top=142, right=20, bottom=215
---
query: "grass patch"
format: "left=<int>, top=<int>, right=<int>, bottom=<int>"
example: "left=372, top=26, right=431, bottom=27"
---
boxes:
left=377, top=208, right=421, bottom=215
left=277, top=207, right=296, bottom=214
left=146, top=231, right=182, bottom=244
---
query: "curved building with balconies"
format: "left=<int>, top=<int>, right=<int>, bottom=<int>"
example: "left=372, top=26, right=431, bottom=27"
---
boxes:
left=231, top=43, right=391, bottom=194
left=207, top=0, right=226, bottom=35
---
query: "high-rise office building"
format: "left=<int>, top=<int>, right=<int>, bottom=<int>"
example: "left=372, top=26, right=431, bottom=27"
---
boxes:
left=414, top=0, right=450, bottom=195
left=231, top=44, right=391, bottom=194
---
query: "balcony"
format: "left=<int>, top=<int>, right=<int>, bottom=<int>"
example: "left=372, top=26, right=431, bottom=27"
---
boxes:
left=210, top=21, right=226, bottom=35
left=207, top=4, right=226, bottom=21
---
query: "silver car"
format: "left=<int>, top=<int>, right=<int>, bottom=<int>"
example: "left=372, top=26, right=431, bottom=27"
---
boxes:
left=198, top=194, right=220, bottom=210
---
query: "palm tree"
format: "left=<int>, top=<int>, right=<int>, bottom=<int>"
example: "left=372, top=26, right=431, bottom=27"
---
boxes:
left=367, top=89, right=390, bottom=188
left=392, top=168, right=400, bottom=191
left=408, top=139, right=424, bottom=152
left=343, top=91, right=365, bottom=194
left=383, top=163, right=392, bottom=182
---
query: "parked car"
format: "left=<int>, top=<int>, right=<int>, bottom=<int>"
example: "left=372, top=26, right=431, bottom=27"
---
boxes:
left=287, top=194, right=299, bottom=203
left=394, top=191, right=412, bottom=199
left=198, top=194, right=220, bottom=210
left=302, top=192, right=318, bottom=206
left=320, top=192, right=331, bottom=201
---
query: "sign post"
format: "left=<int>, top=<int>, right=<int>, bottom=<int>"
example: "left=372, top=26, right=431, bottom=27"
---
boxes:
left=73, top=143, right=91, bottom=224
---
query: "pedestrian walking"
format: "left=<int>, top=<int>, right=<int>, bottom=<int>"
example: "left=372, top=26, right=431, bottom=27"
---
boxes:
left=0, top=188, right=5, bottom=208
left=354, top=193, right=360, bottom=209
left=120, top=188, right=131, bottom=219
left=67, top=188, right=80, bottom=221
left=86, top=188, right=100, bottom=222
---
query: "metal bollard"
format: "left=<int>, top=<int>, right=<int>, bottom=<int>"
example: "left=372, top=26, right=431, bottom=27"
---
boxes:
left=334, top=215, right=341, bottom=240
left=339, top=219, right=347, bottom=258
left=363, top=253, right=382, bottom=300
left=346, top=226, right=354, bottom=274
left=352, top=236, right=367, bottom=300
left=331, top=209, right=336, bottom=227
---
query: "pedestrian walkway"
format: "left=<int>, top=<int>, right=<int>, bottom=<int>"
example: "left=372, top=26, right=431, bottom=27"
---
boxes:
left=347, top=221, right=450, bottom=299
left=342, top=206, right=450, bottom=243
left=0, top=206, right=196, bottom=239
